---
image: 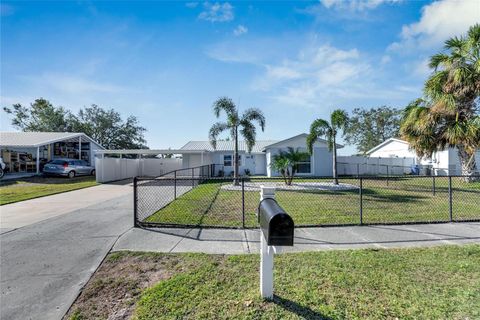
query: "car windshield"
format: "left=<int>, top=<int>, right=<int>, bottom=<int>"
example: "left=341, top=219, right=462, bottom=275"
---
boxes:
left=50, top=160, right=67, bottom=165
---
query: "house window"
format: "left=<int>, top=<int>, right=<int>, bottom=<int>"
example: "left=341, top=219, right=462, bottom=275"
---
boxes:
left=295, top=153, right=311, bottom=174
left=223, top=154, right=242, bottom=166
left=224, top=155, right=232, bottom=166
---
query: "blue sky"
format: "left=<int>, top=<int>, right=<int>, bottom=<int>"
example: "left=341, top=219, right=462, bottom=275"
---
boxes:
left=1, top=0, right=479, bottom=154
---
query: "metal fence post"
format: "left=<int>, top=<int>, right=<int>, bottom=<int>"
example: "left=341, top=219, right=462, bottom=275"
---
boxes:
left=386, top=166, right=389, bottom=186
left=432, top=175, right=436, bottom=196
left=448, top=176, right=453, bottom=222
left=174, top=170, right=177, bottom=200
left=242, top=178, right=245, bottom=228
left=192, top=167, right=194, bottom=188
left=133, top=177, right=139, bottom=227
left=359, top=177, right=363, bottom=225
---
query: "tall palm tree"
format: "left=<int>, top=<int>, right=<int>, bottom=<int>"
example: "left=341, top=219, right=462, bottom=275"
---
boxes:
left=209, top=97, right=265, bottom=185
left=400, top=24, right=480, bottom=180
left=306, top=109, right=348, bottom=185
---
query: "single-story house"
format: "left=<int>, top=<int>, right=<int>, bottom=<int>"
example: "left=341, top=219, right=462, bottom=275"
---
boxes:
left=367, top=137, right=480, bottom=175
left=180, top=133, right=342, bottom=177
left=0, top=132, right=104, bottom=175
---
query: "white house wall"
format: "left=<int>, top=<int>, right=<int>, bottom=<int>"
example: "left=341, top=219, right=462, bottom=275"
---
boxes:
left=369, top=140, right=414, bottom=158
left=211, top=151, right=263, bottom=176
left=265, top=135, right=332, bottom=177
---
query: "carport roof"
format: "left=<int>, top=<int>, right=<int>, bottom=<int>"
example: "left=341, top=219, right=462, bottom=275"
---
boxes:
left=0, top=132, right=103, bottom=148
left=95, top=149, right=208, bottom=155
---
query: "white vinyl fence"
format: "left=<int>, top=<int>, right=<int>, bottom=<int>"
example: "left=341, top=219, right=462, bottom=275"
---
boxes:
left=95, top=157, right=183, bottom=183
left=337, top=156, right=416, bottom=176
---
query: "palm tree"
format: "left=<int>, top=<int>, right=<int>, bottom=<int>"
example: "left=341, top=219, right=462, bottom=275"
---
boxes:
left=400, top=24, right=480, bottom=181
left=306, top=109, right=348, bottom=185
left=209, top=97, right=265, bottom=185
left=270, top=147, right=310, bottom=185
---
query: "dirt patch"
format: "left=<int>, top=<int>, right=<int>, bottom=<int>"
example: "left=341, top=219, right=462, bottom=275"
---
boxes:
left=64, top=252, right=208, bottom=320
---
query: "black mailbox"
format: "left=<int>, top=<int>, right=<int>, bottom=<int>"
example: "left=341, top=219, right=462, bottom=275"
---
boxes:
left=258, top=198, right=294, bottom=246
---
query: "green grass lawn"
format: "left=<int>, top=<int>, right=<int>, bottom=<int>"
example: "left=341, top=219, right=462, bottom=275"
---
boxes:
left=0, top=176, right=98, bottom=205
left=145, top=177, right=480, bottom=227
left=67, top=245, right=480, bottom=320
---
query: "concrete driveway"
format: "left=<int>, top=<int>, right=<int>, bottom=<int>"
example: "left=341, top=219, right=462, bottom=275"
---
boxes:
left=0, top=182, right=133, bottom=320
left=0, top=182, right=132, bottom=233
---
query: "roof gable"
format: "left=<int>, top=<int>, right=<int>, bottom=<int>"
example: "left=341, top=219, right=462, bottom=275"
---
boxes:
left=263, top=133, right=343, bottom=150
left=366, top=138, right=408, bottom=155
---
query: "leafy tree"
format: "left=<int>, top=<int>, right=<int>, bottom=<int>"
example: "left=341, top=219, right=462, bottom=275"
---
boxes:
left=307, top=109, right=348, bottom=185
left=3, top=98, right=72, bottom=132
left=209, top=97, right=265, bottom=185
left=344, top=106, right=401, bottom=154
left=71, top=105, right=147, bottom=149
left=270, top=147, right=310, bottom=185
left=400, top=24, right=480, bottom=181
left=3, top=99, right=147, bottom=149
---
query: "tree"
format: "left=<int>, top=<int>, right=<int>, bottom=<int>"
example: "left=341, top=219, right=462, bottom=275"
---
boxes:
left=3, top=99, right=148, bottom=149
left=3, top=98, right=72, bottom=132
left=270, top=147, right=310, bottom=185
left=209, top=97, right=265, bottom=185
left=343, top=106, right=401, bottom=154
left=307, top=109, right=348, bottom=185
left=70, top=105, right=147, bottom=149
left=400, top=24, right=480, bottom=181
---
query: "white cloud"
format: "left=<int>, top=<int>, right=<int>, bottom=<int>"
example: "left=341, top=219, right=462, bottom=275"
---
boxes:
left=381, top=55, right=391, bottom=64
left=389, top=0, right=479, bottom=51
left=253, top=44, right=371, bottom=107
left=198, top=2, right=234, bottom=22
left=411, top=58, right=431, bottom=78
left=320, top=0, right=402, bottom=11
left=233, top=25, right=248, bottom=36
left=185, top=2, right=199, bottom=8
left=22, top=73, right=124, bottom=94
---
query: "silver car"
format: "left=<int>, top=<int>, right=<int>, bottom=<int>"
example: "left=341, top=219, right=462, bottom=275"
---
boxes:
left=43, top=159, right=95, bottom=178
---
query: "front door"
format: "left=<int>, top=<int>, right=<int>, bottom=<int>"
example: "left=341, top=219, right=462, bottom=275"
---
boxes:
left=244, top=154, right=255, bottom=175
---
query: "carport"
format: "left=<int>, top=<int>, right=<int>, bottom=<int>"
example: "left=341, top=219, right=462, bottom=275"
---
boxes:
left=0, top=132, right=103, bottom=177
left=94, top=149, right=210, bottom=183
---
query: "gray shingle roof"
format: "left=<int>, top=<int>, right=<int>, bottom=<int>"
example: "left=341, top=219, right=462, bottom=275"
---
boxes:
left=0, top=132, right=103, bottom=148
left=180, top=140, right=278, bottom=153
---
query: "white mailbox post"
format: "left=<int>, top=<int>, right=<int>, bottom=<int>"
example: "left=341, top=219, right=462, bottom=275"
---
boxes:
left=260, top=186, right=276, bottom=299
left=259, top=186, right=294, bottom=299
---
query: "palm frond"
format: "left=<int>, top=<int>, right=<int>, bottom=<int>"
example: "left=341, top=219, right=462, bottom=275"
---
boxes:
left=212, top=97, right=237, bottom=119
left=307, top=119, right=331, bottom=154
left=330, top=109, right=349, bottom=131
left=241, top=108, right=265, bottom=131
left=208, top=122, right=229, bottom=150
left=239, top=120, right=256, bottom=153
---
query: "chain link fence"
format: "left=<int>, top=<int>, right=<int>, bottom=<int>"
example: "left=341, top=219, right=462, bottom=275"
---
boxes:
left=134, top=174, right=480, bottom=228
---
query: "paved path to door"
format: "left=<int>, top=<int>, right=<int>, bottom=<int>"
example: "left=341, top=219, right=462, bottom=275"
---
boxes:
left=0, top=183, right=134, bottom=320
left=114, top=222, right=480, bottom=254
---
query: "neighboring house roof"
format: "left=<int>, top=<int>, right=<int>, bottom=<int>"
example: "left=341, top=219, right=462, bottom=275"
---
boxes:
left=180, top=140, right=278, bottom=153
left=366, top=138, right=409, bottom=155
left=0, top=132, right=104, bottom=148
left=262, top=133, right=344, bottom=150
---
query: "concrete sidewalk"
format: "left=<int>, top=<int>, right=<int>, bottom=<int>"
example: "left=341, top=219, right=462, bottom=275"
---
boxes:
left=113, top=222, right=480, bottom=254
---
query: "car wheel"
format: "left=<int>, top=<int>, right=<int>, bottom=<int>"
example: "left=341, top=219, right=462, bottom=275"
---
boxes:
left=91, top=169, right=96, bottom=176
left=0, top=168, right=4, bottom=179
left=68, top=171, right=76, bottom=179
